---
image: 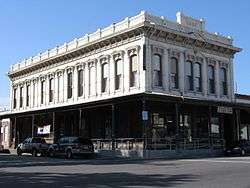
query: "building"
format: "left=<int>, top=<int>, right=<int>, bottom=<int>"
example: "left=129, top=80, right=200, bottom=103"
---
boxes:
left=0, top=11, right=247, bottom=157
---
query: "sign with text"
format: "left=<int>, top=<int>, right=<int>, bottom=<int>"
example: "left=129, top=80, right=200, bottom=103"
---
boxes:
left=142, top=111, right=149, bottom=121
left=217, top=106, right=233, bottom=114
left=37, top=125, right=51, bottom=135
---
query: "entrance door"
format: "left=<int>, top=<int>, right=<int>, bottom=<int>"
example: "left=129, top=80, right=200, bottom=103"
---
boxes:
left=223, top=114, right=234, bottom=148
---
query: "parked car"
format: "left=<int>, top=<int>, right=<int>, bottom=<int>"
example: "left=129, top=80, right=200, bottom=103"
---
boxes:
left=225, top=140, right=250, bottom=156
left=17, top=137, right=49, bottom=157
left=48, top=137, right=94, bottom=159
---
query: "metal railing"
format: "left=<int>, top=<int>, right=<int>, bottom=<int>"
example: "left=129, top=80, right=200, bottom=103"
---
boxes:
left=91, top=137, right=225, bottom=151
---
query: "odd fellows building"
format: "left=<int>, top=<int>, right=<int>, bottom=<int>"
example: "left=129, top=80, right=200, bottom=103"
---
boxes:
left=1, top=11, right=249, bottom=157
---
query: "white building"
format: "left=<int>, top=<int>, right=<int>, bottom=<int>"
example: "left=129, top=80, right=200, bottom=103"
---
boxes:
left=0, top=11, right=245, bottom=156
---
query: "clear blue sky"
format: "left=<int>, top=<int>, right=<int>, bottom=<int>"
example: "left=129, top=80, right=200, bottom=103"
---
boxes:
left=0, top=0, right=249, bottom=106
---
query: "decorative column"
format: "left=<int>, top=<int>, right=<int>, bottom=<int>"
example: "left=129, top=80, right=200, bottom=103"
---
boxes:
left=84, top=62, right=90, bottom=98
left=109, top=55, right=115, bottom=94
left=73, top=66, right=78, bottom=101
left=215, top=60, right=220, bottom=98
left=63, top=69, right=68, bottom=102
left=229, top=58, right=234, bottom=100
left=145, top=43, right=152, bottom=92
left=202, top=58, right=208, bottom=97
left=179, top=52, right=185, bottom=94
left=96, top=58, right=102, bottom=96
left=162, top=48, right=169, bottom=92
left=123, top=51, right=130, bottom=92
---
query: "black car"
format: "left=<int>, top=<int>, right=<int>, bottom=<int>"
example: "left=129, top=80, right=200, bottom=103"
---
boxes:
left=48, top=137, right=94, bottom=159
left=225, top=140, right=250, bottom=156
left=17, top=137, right=49, bottom=156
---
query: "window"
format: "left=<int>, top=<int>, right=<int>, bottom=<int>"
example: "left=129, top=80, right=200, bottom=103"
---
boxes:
left=208, top=65, right=215, bottom=94
left=220, top=68, right=227, bottom=95
left=13, top=88, right=17, bottom=109
left=194, top=62, right=202, bottom=92
left=20, top=86, right=23, bottom=108
left=41, top=80, right=45, bottom=104
left=49, top=78, right=54, bottom=102
left=33, top=82, right=36, bottom=106
left=130, top=55, right=138, bottom=87
left=101, top=63, right=108, bottom=92
left=67, top=72, right=73, bottom=99
left=153, top=54, right=162, bottom=87
left=170, top=57, right=178, bottom=89
left=185, top=61, right=193, bottom=91
left=89, top=66, right=95, bottom=95
left=58, top=74, right=63, bottom=102
left=78, top=69, right=84, bottom=97
left=26, top=85, right=30, bottom=106
left=115, top=59, right=122, bottom=90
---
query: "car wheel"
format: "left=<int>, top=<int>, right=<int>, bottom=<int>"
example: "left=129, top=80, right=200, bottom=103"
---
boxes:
left=241, top=149, right=246, bottom=156
left=65, top=149, right=73, bottom=159
left=32, top=149, right=37, bottom=157
left=17, top=148, right=22, bottom=156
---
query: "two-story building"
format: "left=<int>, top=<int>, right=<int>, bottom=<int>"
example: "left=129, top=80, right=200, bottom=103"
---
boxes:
left=0, top=11, right=245, bottom=157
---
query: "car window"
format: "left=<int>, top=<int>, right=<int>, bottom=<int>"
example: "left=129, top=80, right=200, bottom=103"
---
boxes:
left=72, top=137, right=92, bottom=145
left=32, top=138, right=46, bottom=144
left=59, top=138, right=69, bottom=144
left=23, top=138, right=30, bottom=144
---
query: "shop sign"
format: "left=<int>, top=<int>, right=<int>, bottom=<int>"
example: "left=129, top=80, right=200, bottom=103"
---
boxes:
left=37, top=125, right=51, bottom=135
left=217, top=106, right=233, bottom=114
left=142, top=111, right=149, bottom=121
left=211, top=124, right=220, bottom=134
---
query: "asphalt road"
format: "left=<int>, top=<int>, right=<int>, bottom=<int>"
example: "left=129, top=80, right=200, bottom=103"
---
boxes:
left=0, top=154, right=250, bottom=188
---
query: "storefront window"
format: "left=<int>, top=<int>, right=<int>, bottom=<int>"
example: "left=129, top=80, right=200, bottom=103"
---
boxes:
left=211, top=117, right=220, bottom=137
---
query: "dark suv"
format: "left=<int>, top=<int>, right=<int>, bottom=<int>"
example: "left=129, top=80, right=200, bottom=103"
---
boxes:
left=17, top=137, right=49, bottom=157
left=48, top=137, right=94, bottom=159
left=225, top=140, right=250, bottom=156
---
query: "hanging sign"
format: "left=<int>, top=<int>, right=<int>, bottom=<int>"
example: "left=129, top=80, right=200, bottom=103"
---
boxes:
left=37, top=125, right=51, bottom=135
left=217, top=106, right=233, bottom=114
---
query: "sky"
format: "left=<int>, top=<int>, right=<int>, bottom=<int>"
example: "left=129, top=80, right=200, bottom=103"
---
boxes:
left=0, top=0, right=249, bottom=107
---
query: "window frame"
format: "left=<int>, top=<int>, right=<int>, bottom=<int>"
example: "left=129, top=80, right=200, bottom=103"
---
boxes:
left=208, top=65, right=215, bottom=94
left=129, top=54, right=138, bottom=88
left=153, top=54, right=163, bottom=87
left=170, top=57, right=179, bottom=89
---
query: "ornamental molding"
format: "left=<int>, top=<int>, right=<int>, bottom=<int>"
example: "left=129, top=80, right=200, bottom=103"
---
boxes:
left=112, top=50, right=125, bottom=61
left=169, top=49, right=181, bottom=59
left=99, top=55, right=111, bottom=64
left=151, top=45, right=164, bottom=55
left=127, top=45, right=140, bottom=56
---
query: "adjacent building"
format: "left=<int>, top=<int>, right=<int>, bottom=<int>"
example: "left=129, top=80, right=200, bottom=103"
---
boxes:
left=0, top=11, right=249, bottom=157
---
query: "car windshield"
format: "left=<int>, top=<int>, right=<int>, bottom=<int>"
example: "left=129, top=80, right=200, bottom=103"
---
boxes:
left=32, top=138, right=46, bottom=144
left=72, top=138, right=92, bottom=145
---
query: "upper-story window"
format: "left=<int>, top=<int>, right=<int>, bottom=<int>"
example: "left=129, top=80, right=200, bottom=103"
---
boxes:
left=49, top=78, right=54, bottom=102
left=153, top=54, right=162, bottom=87
left=115, top=59, right=122, bottom=90
left=20, top=86, right=23, bottom=108
left=78, top=69, right=84, bottom=97
left=41, top=80, right=45, bottom=104
left=170, top=57, right=178, bottom=89
left=130, top=55, right=138, bottom=87
left=101, top=63, right=108, bottom=93
left=26, top=84, right=30, bottom=107
left=67, top=72, right=73, bottom=99
left=220, top=68, right=227, bottom=95
left=13, top=88, right=17, bottom=109
left=194, top=62, right=202, bottom=92
left=185, top=61, right=193, bottom=91
left=208, top=65, right=215, bottom=94
left=89, top=65, right=95, bottom=96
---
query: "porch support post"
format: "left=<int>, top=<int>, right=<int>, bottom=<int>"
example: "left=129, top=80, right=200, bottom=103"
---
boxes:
left=111, top=104, right=115, bottom=150
left=208, top=106, right=212, bottom=148
left=79, top=109, right=82, bottom=137
left=236, top=109, right=241, bottom=141
left=142, top=98, right=147, bottom=150
left=175, top=103, right=180, bottom=151
left=31, top=114, right=35, bottom=137
left=52, top=112, right=55, bottom=143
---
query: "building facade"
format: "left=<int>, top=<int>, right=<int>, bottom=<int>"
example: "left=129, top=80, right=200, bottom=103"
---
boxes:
left=0, top=11, right=244, bottom=157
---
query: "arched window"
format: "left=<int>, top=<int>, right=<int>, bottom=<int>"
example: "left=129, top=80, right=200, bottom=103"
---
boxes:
left=153, top=54, right=162, bottom=87
left=220, top=68, right=227, bottom=95
left=67, top=72, right=73, bottom=99
left=101, top=63, right=108, bottom=93
left=26, top=84, right=30, bottom=106
left=194, top=62, right=202, bottom=92
left=208, top=65, right=215, bottom=94
left=170, top=57, right=178, bottom=89
left=78, top=69, right=84, bottom=97
left=115, top=59, right=122, bottom=90
left=130, top=55, right=138, bottom=87
left=89, top=65, right=95, bottom=95
left=185, top=61, right=193, bottom=91
left=49, top=78, right=54, bottom=102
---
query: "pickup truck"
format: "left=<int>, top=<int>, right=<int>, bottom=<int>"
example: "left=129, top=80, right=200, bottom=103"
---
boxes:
left=17, top=137, right=50, bottom=157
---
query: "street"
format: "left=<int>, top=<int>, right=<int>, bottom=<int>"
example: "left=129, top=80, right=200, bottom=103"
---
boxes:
left=0, top=154, right=250, bottom=188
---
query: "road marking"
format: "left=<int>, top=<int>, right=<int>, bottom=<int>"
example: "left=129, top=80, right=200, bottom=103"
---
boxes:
left=181, top=159, right=250, bottom=164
